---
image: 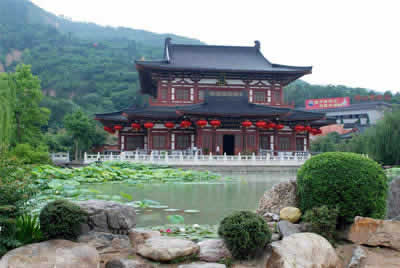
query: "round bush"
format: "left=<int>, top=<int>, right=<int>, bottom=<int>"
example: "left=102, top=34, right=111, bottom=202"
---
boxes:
left=297, top=152, right=388, bottom=223
left=39, top=200, right=87, bottom=240
left=218, top=211, right=271, bottom=260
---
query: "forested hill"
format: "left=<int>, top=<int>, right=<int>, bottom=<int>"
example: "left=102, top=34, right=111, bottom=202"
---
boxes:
left=0, top=0, right=202, bottom=127
left=1, top=0, right=397, bottom=129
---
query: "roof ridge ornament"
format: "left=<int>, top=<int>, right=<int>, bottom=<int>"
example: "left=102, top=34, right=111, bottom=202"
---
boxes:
left=254, top=40, right=260, bottom=50
left=165, top=37, right=172, bottom=62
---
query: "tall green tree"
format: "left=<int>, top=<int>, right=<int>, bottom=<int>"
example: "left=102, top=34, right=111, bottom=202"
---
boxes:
left=10, top=64, right=50, bottom=147
left=64, top=110, right=106, bottom=160
left=0, top=73, right=15, bottom=151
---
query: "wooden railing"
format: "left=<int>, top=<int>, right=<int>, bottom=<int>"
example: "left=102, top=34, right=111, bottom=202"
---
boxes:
left=83, top=151, right=311, bottom=166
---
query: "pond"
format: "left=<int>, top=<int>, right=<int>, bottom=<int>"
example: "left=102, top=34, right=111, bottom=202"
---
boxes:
left=88, top=170, right=296, bottom=227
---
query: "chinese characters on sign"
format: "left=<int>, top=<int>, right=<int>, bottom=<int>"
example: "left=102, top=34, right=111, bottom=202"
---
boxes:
left=305, top=97, right=350, bottom=110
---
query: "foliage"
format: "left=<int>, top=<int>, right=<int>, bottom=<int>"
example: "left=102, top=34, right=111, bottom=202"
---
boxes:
left=0, top=155, right=37, bottom=256
left=10, top=143, right=51, bottom=164
left=63, top=110, right=106, bottom=160
left=311, top=132, right=341, bottom=152
left=386, top=167, right=400, bottom=183
left=0, top=73, right=15, bottom=150
left=151, top=224, right=219, bottom=242
left=303, top=206, right=339, bottom=244
left=9, top=64, right=50, bottom=147
left=27, top=162, right=223, bottom=214
left=218, top=211, right=271, bottom=260
left=297, top=152, right=388, bottom=224
left=45, top=128, right=74, bottom=152
left=39, top=199, right=87, bottom=240
left=167, top=215, right=185, bottom=224
left=15, top=214, right=43, bottom=244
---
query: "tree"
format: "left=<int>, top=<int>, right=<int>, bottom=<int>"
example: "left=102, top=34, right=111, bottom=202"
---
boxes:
left=10, top=64, right=50, bottom=147
left=0, top=73, right=15, bottom=151
left=63, top=110, right=106, bottom=160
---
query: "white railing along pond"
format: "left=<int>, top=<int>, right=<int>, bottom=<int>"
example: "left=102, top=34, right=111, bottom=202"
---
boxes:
left=50, top=152, right=70, bottom=163
left=83, top=151, right=311, bottom=166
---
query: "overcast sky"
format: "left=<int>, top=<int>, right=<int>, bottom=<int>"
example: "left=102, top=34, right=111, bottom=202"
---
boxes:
left=31, top=0, right=400, bottom=93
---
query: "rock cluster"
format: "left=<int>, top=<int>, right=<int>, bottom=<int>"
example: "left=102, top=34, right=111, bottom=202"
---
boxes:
left=76, top=200, right=137, bottom=235
left=348, top=216, right=400, bottom=251
left=198, top=239, right=231, bottom=262
left=0, top=240, right=100, bottom=268
left=257, top=180, right=298, bottom=216
left=267, top=233, right=341, bottom=268
left=279, top=206, right=302, bottom=223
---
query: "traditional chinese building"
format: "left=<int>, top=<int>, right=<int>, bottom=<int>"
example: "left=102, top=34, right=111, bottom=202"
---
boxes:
left=95, top=38, right=333, bottom=155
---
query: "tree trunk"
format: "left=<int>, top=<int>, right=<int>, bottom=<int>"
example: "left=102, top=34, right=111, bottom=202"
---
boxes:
left=74, top=140, right=79, bottom=161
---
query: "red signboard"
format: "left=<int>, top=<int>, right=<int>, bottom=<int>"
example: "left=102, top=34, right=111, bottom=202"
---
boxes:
left=305, top=97, right=350, bottom=110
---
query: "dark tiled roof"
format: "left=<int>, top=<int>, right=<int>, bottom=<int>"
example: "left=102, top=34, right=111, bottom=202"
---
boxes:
left=178, top=95, right=291, bottom=118
left=302, top=101, right=392, bottom=113
left=95, top=111, right=128, bottom=121
left=124, top=106, right=181, bottom=119
left=136, top=43, right=311, bottom=73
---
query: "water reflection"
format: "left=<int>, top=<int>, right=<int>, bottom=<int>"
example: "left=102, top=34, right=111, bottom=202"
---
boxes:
left=91, top=170, right=296, bottom=227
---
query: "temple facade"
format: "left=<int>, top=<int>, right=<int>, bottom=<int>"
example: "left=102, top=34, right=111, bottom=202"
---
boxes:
left=96, top=38, right=333, bottom=156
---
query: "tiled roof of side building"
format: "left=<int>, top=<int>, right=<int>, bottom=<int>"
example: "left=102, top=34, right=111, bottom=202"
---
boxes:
left=95, top=111, right=128, bottom=121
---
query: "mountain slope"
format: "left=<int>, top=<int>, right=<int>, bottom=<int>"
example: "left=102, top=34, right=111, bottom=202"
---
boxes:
left=0, top=0, right=202, bottom=127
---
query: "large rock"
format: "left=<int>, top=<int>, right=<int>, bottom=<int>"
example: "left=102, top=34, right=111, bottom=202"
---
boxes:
left=197, top=239, right=231, bottom=262
left=136, top=237, right=200, bottom=262
left=387, top=176, right=400, bottom=219
left=277, top=220, right=302, bottom=237
left=257, top=180, right=298, bottom=216
left=266, top=233, right=340, bottom=268
left=0, top=240, right=99, bottom=268
left=128, top=229, right=161, bottom=250
left=77, top=231, right=131, bottom=253
left=178, top=263, right=226, bottom=268
left=279, top=207, right=302, bottom=223
left=336, top=244, right=400, bottom=268
left=76, top=200, right=136, bottom=234
left=106, top=258, right=153, bottom=268
left=348, top=216, right=400, bottom=251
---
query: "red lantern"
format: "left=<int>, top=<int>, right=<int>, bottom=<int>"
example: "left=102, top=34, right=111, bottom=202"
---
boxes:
left=316, top=128, right=322, bottom=135
left=196, top=120, right=208, bottom=128
left=180, top=120, right=192, bottom=128
left=114, top=125, right=123, bottom=131
left=164, top=122, right=175, bottom=129
left=255, top=121, right=267, bottom=129
left=241, top=120, right=252, bottom=128
left=131, top=123, right=141, bottom=130
left=275, top=124, right=285, bottom=130
left=267, top=122, right=276, bottom=129
left=144, top=122, right=155, bottom=129
left=305, top=126, right=312, bottom=132
left=210, top=120, right=221, bottom=128
left=294, top=125, right=305, bottom=132
left=104, top=126, right=112, bottom=132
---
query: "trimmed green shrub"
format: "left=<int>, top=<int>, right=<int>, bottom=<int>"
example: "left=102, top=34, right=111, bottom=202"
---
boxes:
left=39, top=200, right=87, bottom=240
left=303, top=206, right=339, bottom=244
left=218, top=211, right=271, bottom=260
left=297, top=152, right=388, bottom=224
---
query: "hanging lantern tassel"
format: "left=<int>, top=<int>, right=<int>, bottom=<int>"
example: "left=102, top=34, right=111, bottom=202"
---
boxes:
left=131, top=123, right=141, bottom=131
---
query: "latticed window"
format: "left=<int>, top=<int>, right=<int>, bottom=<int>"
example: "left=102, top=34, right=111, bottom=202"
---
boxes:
left=254, top=91, right=265, bottom=102
left=296, top=138, right=304, bottom=151
left=260, top=135, right=270, bottom=149
left=278, top=136, right=291, bottom=151
left=126, top=136, right=144, bottom=150
left=273, top=91, right=281, bottom=104
left=209, top=90, right=242, bottom=96
left=153, top=135, right=167, bottom=149
left=175, top=88, right=190, bottom=100
left=176, top=135, right=191, bottom=149
left=198, top=90, right=205, bottom=100
left=160, top=88, right=168, bottom=100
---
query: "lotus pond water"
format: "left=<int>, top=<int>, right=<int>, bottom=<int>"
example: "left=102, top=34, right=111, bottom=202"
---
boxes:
left=28, top=162, right=296, bottom=229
